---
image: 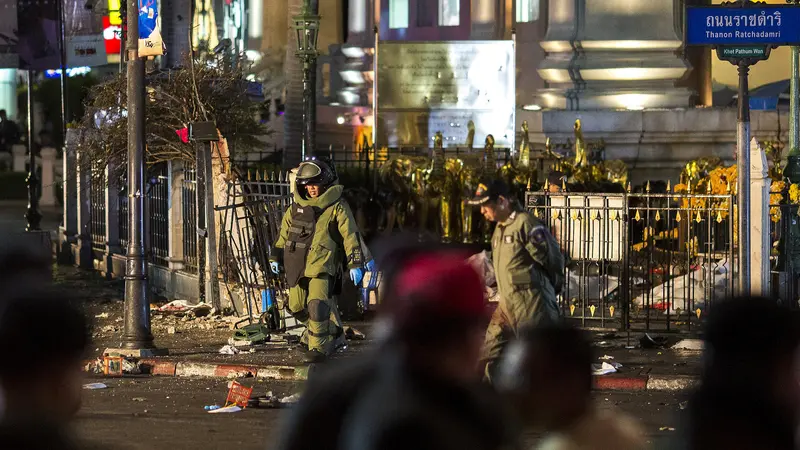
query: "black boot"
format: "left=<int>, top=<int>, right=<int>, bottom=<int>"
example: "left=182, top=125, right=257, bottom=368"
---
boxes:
left=303, top=349, right=327, bottom=364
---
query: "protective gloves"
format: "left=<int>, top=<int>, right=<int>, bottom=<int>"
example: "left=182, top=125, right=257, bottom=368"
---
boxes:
left=365, top=260, right=376, bottom=272
left=270, top=261, right=281, bottom=275
left=350, top=267, right=364, bottom=286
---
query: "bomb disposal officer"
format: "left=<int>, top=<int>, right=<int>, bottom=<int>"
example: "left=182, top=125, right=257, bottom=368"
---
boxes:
left=467, top=179, right=565, bottom=383
left=270, top=159, right=371, bottom=363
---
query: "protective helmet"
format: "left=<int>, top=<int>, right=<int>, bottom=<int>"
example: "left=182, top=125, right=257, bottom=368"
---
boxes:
left=295, top=159, right=336, bottom=193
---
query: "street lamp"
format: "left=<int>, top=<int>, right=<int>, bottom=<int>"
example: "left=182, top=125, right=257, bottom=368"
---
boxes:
left=292, top=1, right=320, bottom=160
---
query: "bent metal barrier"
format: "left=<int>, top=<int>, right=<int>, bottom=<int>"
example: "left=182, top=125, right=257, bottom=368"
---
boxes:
left=526, top=190, right=738, bottom=333
left=527, top=190, right=799, bottom=333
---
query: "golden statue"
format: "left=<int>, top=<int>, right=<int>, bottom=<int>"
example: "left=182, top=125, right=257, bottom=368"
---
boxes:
left=460, top=165, right=478, bottom=243
left=431, top=131, right=445, bottom=175
left=574, top=119, right=588, bottom=168
left=519, top=121, right=531, bottom=167
left=483, top=134, right=496, bottom=170
left=439, top=158, right=464, bottom=243
left=465, top=120, right=475, bottom=148
left=603, top=160, right=629, bottom=187
left=545, top=137, right=562, bottom=160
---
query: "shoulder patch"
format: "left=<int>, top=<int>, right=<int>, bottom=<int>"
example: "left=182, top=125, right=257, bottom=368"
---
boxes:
left=530, top=225, right=547, bottom=244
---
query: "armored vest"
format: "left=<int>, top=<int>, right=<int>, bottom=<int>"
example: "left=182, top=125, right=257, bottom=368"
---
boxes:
left=283, top=204, right=318, bottom=287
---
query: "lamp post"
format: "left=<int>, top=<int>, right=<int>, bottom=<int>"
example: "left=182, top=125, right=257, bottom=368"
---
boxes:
left=292, top=0, right=320, bottom=161
left=787, top=0, right=800, bottom=183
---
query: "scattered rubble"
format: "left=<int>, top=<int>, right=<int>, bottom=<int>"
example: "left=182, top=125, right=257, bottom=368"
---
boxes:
left=219, top=345, right=240, bottom=355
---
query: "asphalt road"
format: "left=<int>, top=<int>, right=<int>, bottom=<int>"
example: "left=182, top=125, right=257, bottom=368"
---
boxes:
left=73, top=375, right=689, bottom=449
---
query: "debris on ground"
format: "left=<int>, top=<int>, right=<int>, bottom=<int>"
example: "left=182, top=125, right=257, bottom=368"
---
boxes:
left=122, top=359, right=142, bottom=375
left=219, top=344, right=240, bottom=355
left=672, top=339, right=704, bottom=351
left=598, top=355, right=615, bottom=361
left=640, top=333, right=670, bottom=349
left=95, top=312, right=109, bottom=319
left=132, top=397, right=146, bottom=402
left=659, top=427, right=676, bottom=432
left=83, top=383, right=108, bottom=390
left=344, top=326, right=366, bottom=340
left=208, top=405, right=241, bottom=413
left=204, top=405, right=221, bottom=411
left=591, top=362, right=622, bottom=376
left=280, top=393, right=301, bottom=404
left=155, top=300, right=215, bottom=316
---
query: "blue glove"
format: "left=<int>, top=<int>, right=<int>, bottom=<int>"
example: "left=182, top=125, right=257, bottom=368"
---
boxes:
left=365, top=260, right=376, bottom=272
left=350, top=267, right=364, bottom=286
left=270, top=261, right=281, bottom=274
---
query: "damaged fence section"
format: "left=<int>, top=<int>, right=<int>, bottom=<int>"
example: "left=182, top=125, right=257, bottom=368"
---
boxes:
left=526, top=190, right=798, bottom=333
left=217, top=173, right=294, bottom=323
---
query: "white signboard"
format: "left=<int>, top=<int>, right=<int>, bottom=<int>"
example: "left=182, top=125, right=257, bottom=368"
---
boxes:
left=67, top=35, right=108, bottom=67
left=376, top=40, right=515, bottom=148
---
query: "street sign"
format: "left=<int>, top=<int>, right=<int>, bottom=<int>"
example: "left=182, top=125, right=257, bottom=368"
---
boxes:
left=716, top=45, right=772, bottom=64
left=686, top=5, right=800, bottom=46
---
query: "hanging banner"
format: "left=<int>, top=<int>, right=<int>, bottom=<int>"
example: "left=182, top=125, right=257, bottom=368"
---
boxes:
left=16, top=0, right=61, bottom=70
left=138, top=0, right=164, bottom=57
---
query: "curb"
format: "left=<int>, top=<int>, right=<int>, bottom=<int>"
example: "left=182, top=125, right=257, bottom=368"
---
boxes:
left=87, top=358, right=694, bottom=391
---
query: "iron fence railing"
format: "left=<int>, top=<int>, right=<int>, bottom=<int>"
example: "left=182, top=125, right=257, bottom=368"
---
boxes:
left=218, top=174, right=293, bottom=319
left=182, top=165, right=199, bottom=273
left=147, top=163, right=170, bottom=266
left=89, top=163, right=106, bottom=251
left=526, top=190, right=738, bottom=333
left=118, top=172, right=129, bottom=250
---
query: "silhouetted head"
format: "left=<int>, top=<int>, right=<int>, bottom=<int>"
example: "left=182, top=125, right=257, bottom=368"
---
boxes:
left=497, top=323, right=592, bottom=430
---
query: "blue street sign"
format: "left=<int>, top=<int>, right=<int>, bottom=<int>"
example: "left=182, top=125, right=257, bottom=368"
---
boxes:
left=686, top=6, right=800, bottom=46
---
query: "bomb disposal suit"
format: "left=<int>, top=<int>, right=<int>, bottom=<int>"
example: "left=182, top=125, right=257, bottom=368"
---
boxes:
left=269, top=160, right=371, bottom=361
left=467, top=180, right=565, bottom=382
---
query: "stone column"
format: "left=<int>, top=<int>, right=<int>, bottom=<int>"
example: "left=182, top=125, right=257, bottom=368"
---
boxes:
left=39, top=147, right=57, bottom=206
left=103, top=161, right=121, bottom=277
left=11, top=144, right=25, bottom=172
left=73, top=148, right=93, bottom=268
left=537, top=0, right=692, bottom=110
left=59, top=129, right=79, bottom=263
left=749, top=137, right=770, bottom=296
left=167, top=160, right=185, bottom=271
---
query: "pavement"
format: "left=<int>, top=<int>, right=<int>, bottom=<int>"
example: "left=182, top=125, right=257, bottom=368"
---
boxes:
left=0, top=199, right=62, bottom=235
left=73, top=376, right=689, bottom=449
left=58, top=264, right=706, bottom=393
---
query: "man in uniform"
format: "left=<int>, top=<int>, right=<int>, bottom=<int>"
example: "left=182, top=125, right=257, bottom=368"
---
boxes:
left=467, top=179, right=565, bottom=383
left=270, top=159, right=372, bottom=363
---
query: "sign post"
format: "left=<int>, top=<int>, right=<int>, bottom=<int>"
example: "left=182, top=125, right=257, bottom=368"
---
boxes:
left=685, top=1, right=800, bottom=295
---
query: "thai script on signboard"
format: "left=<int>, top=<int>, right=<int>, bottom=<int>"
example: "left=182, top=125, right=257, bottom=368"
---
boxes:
left=686, top=6, right=800, bottom=45
left=705, top=10, right=781, bottom=28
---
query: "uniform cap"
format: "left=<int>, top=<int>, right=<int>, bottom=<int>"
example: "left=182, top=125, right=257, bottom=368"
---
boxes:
left=388, top=253, right=487, bottom=328
left=467, top=179, right=510, bottom=206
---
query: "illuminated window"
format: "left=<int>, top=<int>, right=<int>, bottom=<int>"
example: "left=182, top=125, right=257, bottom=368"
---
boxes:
left=439, top=0, right=459, bottom=26
left=350, top=0, right=366, bottom=32
left=472, top=0, right=494, bottom=24
left=389, top=0, right=409, bottom=29
left=516, top=0, right=539, bottom=23
left=248, top=0, right=262, bottom=39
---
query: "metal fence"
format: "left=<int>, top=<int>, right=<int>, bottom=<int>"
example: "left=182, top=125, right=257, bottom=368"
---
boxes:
left=182, top=165, right=199, bottom=273
left=118, top=172, right=129, bottom=250
left=89, top=163, right=106, bottom=251
left=147, top=163, right=170, bottom=266
left=218, top=173, right=292, bottom=318
left=526, top=190, right=737, bottom=332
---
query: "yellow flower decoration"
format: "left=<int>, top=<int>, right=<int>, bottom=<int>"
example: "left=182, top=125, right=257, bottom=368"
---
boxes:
left=790, top=184, right=800, bottom=204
